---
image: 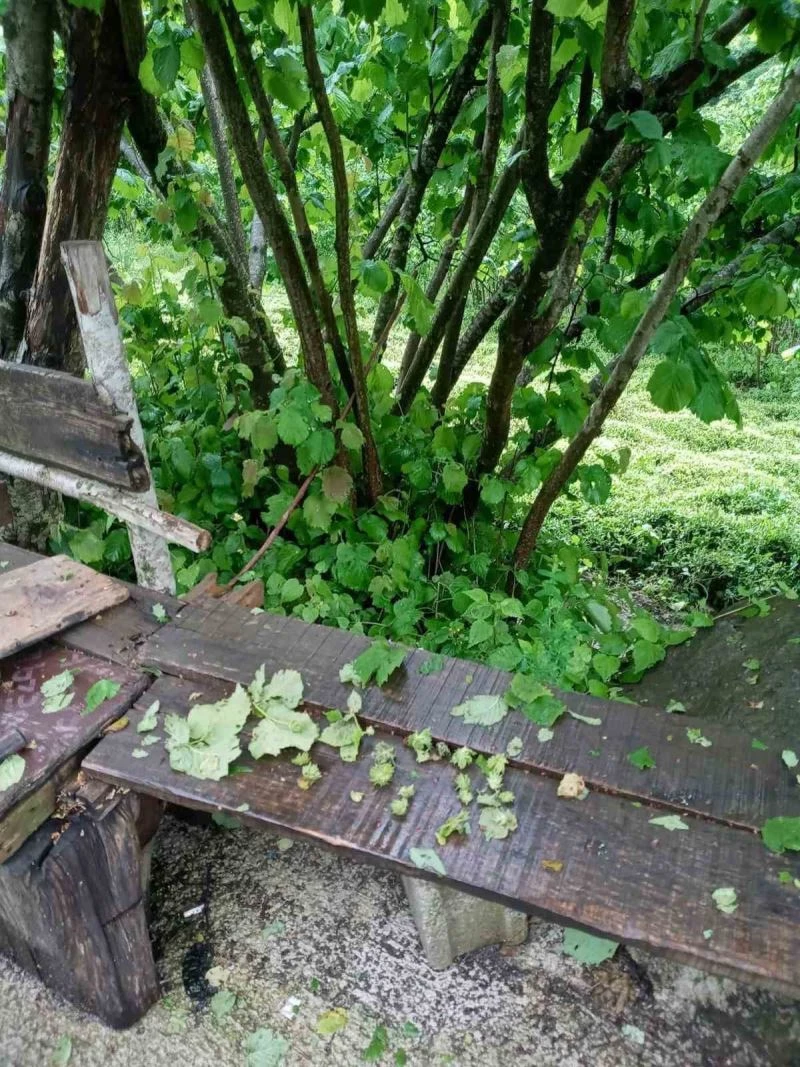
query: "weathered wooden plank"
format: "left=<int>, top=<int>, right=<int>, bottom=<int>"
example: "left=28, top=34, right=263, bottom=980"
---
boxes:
left=0, top=641, right=147, bottom=820
left=83, top=674, right=800, bottom=998
left=0, top=360, right=149, bottom=491
left=0, top=553, right=130, bottom=658
left=0, top=543, right=183, bottom=667
left=0, top=789, right=162, bottom=1028
left=141, top=602, right=800, bottom=831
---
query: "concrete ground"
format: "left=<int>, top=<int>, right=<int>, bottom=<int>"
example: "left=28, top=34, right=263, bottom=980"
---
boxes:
left=2, top=604, right=799, bottom=1067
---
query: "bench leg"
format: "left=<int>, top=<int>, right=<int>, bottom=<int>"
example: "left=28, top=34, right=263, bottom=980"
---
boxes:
left=0, top=789, right=163, bottom=1028
left=402, top=876, right=528, bottom=969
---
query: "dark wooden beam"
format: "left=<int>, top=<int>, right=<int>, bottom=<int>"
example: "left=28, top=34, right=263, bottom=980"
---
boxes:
left=0, top=359, right=149, bottom=491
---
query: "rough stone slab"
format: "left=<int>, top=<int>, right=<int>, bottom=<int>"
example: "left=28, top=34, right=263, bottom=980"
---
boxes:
left=403, top=874, right=528, bottom=969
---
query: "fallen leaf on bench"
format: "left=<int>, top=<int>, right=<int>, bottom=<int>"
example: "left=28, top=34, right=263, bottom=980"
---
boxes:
left=151, top=603, right=168, bottom=623
left=542, top=859, right=563, bottom=872
left=102, top=716, right=129, bottom=733
left=341, top=640, right=406, bottom=687
left=350, top=791, right=364, bottom=803
left=567, top=710, right=602, bottom=726
left=137, top=700, right=160, bottom=733
left=782, top=749, right=798, bottom=769
left=649, top=814, right=689, bottom=831
left=537, top=727, right=554, bottom=743
left=686, top=727, right=712, bottom=748
left=557, top=772, right=587, bottom=799
left=131, top=748, right=149, bottom=759
left=316, top=1007, right=348, bottom=1036
left=504, top=674, right=566, bottom=727
left=41, top=669, right=75, bottom=714
left=409, top=846, right=446, bottom=876
left=562, top=927, right=618, bottom=964
left=761, top=816, right=800, bottom=853
left=506, top=736, right=524, bottom=757
left=0, top=753, right=25, bottom=792
left=83, top=678, right=121, bottom=715
left=245, top=1027, right=289, bottom=1067
left=627, top=746, right=655, bottom=770
left=450, top=694, right=508, bottom=726
left=712, top=886, right=738, bottom=914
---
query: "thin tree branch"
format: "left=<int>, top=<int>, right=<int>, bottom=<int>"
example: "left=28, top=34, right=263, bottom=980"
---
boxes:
left=190, top=0, right=336, bottom=412
left=600, top=0, right=636, bottom=103
left=513, top=61, right=800, bottom=571
left=298, top=3, right=383, bottom=502
left=219, top=0, right=355, bottom=396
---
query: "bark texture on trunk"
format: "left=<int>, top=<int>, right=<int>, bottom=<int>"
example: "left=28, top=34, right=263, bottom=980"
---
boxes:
left=0, top=0, right=54, bottom=360
left=24, top=0, right=138, bottom=371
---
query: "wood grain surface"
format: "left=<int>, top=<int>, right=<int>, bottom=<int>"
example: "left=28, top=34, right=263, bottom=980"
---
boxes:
left=0, top=554, right=130, bottom=658
left=84, top=673, right=800, bottom=997
left=0, top=360, right=149, bottom=491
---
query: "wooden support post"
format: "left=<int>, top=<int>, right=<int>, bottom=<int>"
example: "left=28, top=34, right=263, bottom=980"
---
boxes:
left=0, top=788, right=163, bottom=1028
left=60, top=240, right=176, bottom=594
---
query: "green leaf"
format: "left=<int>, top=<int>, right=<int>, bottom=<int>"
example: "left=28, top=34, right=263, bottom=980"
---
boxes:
left=632, top=639, right=665, bottom=673
left=297, top=429, right=336, bottom=474
left=782, top=749, right=798, bottom=769
left=743, top=276, right=789, bottom=320
left=303, top=492, right=337, bottom=532
left=562, top=927, right=618, bottom=964
left=361, top=260, right=393, bottom=294
left=84, top=679, right=121, bottom=715
left=647, top=361, right=696, bottom=412
left=400, top=273, right=434, bottom=336
left=348, top=640, right=406, bottom=686
left=649, top=814, right=689, bottom=831
left=277, top=407, right=310, bottom=446
left=210, top=989, right=237, bottom=1019
left=41, top=670, right=75, bottom=698
left=450, top=694, right=508, bottom=726
left=317, top=1008, right=348, bottom=1036
left=153, top=41, right=181, bottom=90
left=504, top=674, right=566, bottom=726
left=51, top=1035, right=73, bottom=1067
left=245, top=1027, right=289, bottom=1067
left=340, top=422, right=365, bottom=451
left=711, top=886, right=738, bottom=914
left=479, top=805, right=518, bottom=841
left=363, top=1025, right=389, bottom=1061
left=66, top=0, right=104, bottom=11
left=419, top=653, right=445, bottom=676
left=629, top=110, right=663, bottom=140
left=627, top=746, right=655, bottom=770
left=441, top=462, right=468, bottom=497
left=321, top=465, right=353, bottom=503
left=408, top=846, right=446, bottom=876
left=152, top=603, right=169, bottom=623
left=762, top=816, right=800, bottom=854
left=0, top=753, right=25, bottom=793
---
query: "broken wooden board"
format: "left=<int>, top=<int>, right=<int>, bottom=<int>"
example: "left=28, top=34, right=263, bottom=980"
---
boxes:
left=83, top=673, right=800, bottom=998
left=0, top=641, right=147, bottom=821
left=0, top=544, right=182, bottom=668
left=0, top=360, right=149, bottom=491
left=0, top=553, right=129, bottom=659
left=140, top=601, right=800, bottom=831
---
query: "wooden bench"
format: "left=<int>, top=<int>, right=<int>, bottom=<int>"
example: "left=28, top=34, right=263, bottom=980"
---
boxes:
left=1, top=544, right=799, bottom=1028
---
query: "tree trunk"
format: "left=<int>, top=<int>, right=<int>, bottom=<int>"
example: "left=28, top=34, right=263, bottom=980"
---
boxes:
left=0, top=0, right=54, bottom=360
left=24, top=0, right=139, bottom=371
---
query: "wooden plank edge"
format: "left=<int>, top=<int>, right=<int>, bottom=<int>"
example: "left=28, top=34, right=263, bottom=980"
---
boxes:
left=79, top=756, right=800, bottom=1002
